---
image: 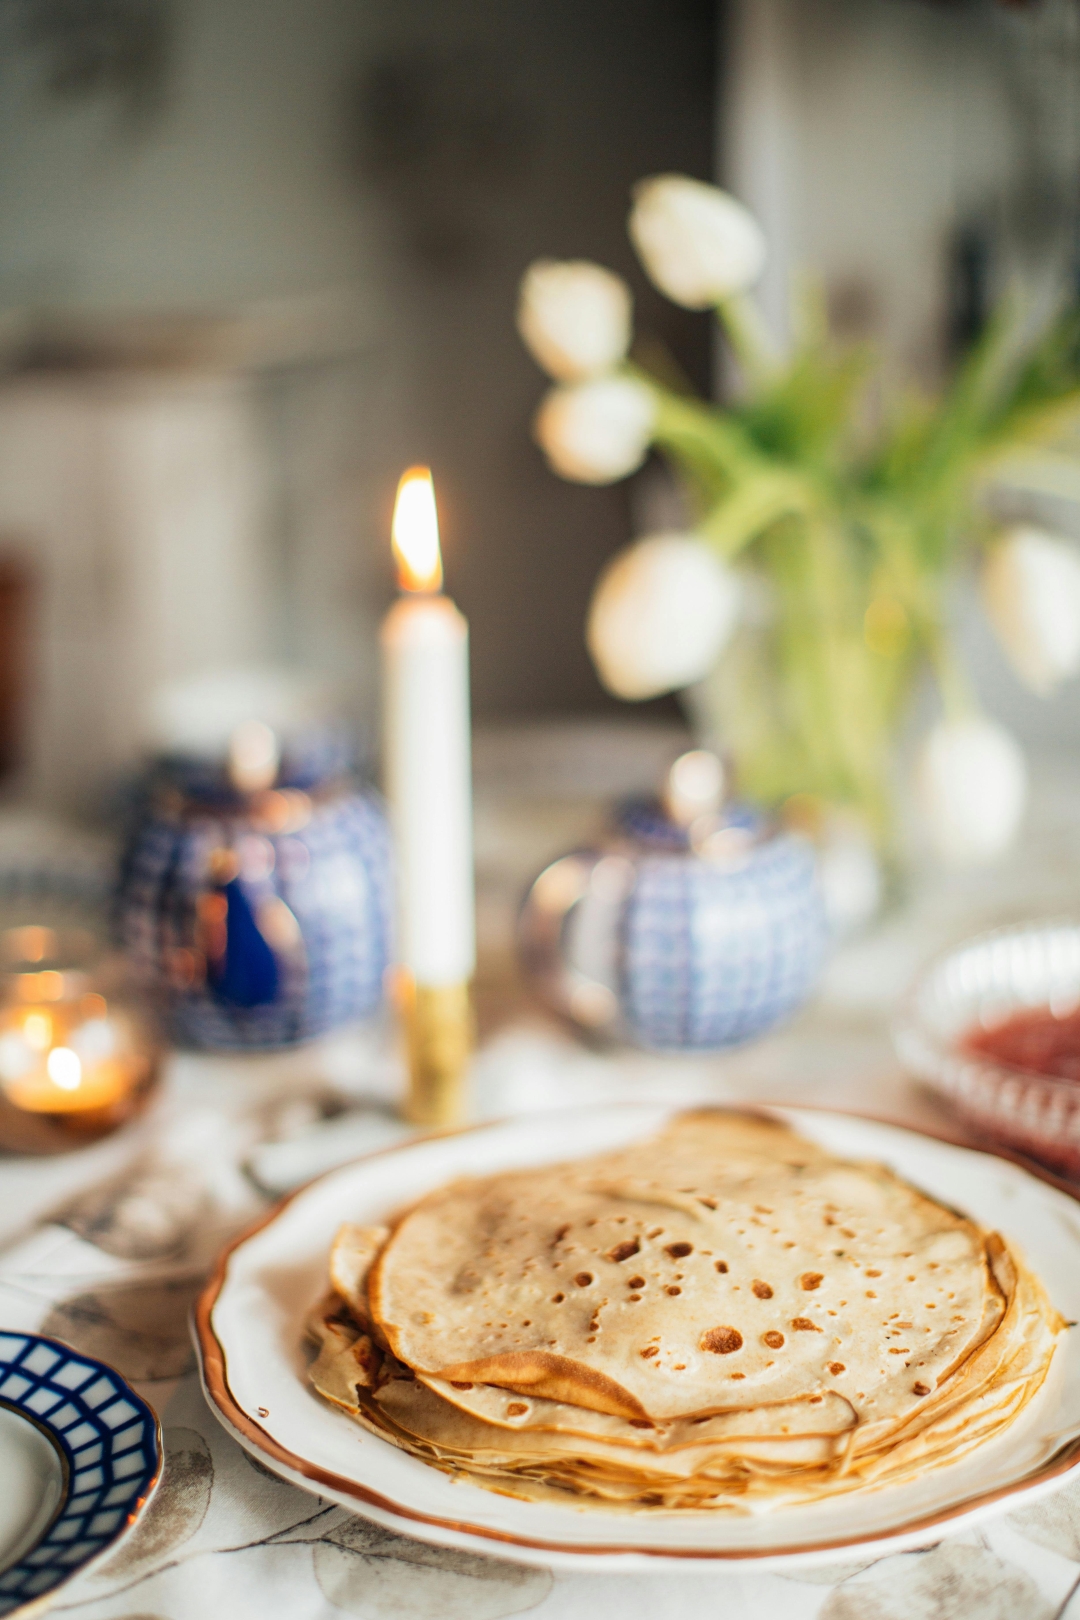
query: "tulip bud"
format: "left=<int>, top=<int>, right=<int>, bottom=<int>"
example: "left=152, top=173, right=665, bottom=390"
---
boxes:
left=628, top=175, right=766, bottom=309
left=587, top=534, right=741, bottom=700
left=981, top=525, right=1080, bottom=695
left=534, top=377, right=655, bottom=485
left=517, top=259, right=633, bottom=381
left=915, top=716, right=1028, bottom=865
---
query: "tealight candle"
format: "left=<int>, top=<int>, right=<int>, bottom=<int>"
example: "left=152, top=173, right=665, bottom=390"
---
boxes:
left=0, top=928, right=160, bottom=1153
left=380, top=469, right=475, bottom=1125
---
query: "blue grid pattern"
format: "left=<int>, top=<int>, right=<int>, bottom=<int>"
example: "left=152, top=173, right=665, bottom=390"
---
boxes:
left=116, top=786, right=393, bottom=1051
left=0, top=1334, right=160, bottom=1616
left=621, top=832, right=827, bottom=1051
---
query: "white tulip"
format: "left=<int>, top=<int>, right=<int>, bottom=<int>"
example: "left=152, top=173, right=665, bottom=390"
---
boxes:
left=587, top=534, right=741, bottom=700
left=628, top=175, right=766, bottom=309
left=916, top=715, right=1028, bottom=865
left=517, top=259, right=632, bottom=381
left=534, top=376, right=655, bottom=485
left=981, top=525, right=1080, bottom=695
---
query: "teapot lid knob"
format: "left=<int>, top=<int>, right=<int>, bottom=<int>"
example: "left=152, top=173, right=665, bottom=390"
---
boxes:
left=663, top=749, right=726, bottom=828
left=228, top=719, right=280, bottom=794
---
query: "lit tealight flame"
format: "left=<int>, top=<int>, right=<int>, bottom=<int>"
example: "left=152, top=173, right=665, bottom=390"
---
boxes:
left=46, top=1047, right=82, bottom=1091
left=391, top=466, right=443, bottom=593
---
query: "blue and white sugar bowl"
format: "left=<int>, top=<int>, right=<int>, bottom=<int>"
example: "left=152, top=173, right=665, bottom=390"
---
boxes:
left=518, top=750, right=827, bottom=1051
left=115, top=670, right=392, bottom=1050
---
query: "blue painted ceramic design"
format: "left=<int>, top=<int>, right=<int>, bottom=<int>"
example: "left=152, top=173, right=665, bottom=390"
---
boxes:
left=519, top=796, right=828, bottom=1052
left=620, top=826, right=827, bottom=1050
left=0, top=1333, right=160, bottom=1616
left=116, top=783, right=393, bottom=1050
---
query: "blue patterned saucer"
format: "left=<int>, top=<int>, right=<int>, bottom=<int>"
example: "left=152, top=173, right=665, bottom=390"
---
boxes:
left=0, top=1333, right=161, bottom=1616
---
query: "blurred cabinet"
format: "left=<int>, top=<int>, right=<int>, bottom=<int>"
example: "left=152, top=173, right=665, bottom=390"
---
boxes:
left=0, top=297, right=387, bottom=814
left=0, top=368, right=273, bottom=811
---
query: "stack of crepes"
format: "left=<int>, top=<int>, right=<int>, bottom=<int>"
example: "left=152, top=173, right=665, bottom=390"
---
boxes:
left=306, top=1113, right=1064, bottom=1510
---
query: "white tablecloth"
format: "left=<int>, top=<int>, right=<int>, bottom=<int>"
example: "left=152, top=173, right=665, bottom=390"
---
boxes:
left=6, top=748, right=1080, bottom=1620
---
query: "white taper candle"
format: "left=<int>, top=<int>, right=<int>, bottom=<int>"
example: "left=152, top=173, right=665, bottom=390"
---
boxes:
left=381, top=592, right=474, bottom=984
left=380, top=468, right=474, bottom=1123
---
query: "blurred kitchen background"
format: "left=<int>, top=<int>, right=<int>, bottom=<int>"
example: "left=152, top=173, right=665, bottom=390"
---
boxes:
left=0, top=0, right=1077, bottom=819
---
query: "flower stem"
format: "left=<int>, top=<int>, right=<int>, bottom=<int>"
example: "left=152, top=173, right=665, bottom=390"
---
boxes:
left=925, top=625, right=973, bottom=722
left=716, top=293, right=777, bottom=391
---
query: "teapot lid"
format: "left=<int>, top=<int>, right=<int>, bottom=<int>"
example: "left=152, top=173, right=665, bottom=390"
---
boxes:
left=143, top=667, right=355, bottom=798
left=613, top=749, right=771, bottom=860
left=613, top=794, right=764, bottom=852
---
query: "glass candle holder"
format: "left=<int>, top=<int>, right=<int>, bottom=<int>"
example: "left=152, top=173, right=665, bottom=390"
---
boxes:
left=0, top=926, right=161, bottom=1153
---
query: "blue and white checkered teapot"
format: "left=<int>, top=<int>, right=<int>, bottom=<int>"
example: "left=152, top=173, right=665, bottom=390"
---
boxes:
left=115, top=671, right=392, bottom=1050
left=518, top=751, right=827, bottom=1051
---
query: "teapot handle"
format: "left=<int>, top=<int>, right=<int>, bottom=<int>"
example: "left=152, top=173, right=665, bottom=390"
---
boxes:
left=517, top=850, right=632, bottom=1032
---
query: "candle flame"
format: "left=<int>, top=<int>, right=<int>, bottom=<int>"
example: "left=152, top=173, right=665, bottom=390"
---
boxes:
left=47, top=1047, right=82, bottom=1091
left=392, top=467, right=443, bottom=593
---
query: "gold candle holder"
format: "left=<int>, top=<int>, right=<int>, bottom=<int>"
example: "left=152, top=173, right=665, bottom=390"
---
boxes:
left=395, top=972, right=473, bottom=1128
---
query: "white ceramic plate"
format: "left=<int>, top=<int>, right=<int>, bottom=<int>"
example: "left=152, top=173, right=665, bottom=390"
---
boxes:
left=195, top=1105, right=1080, bottom=1572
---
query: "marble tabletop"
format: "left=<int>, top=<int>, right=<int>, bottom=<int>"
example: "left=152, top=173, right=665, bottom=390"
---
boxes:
left=4, top=725, right=1080, bottom=1620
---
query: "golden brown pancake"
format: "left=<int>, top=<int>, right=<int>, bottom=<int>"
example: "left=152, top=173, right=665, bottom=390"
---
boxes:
left=306, top=1112, right=1064, bottom=1511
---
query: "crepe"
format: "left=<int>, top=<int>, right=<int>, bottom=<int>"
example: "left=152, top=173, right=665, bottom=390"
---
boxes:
left=306, top=1112, right=1065, bottom=1512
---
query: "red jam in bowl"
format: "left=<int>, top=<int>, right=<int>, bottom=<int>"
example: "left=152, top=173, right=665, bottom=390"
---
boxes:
left=963, top=1005, right=1080, bottom=1082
